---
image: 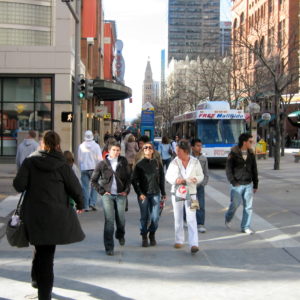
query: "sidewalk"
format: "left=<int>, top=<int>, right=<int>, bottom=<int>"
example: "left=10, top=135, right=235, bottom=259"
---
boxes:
left=0, top=152, right=299, bottom=299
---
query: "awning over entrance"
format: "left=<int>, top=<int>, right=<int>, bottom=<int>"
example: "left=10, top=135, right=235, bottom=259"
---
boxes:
left=93, top=79, right=132, bottom=101
left=288, top=111, right=300, bottom=118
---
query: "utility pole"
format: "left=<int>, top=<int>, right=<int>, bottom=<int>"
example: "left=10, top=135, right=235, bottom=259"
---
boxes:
left=62, top=0, right=81, bottom=163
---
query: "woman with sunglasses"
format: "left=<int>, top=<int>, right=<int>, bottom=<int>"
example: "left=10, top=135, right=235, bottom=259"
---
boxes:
left=166, top=139, right=203, bottom=254
left=132, top=142, right=166, bottom=247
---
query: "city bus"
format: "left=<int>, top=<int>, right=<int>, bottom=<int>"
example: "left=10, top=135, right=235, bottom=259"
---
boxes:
left=171, top=101, right=246, bottom=163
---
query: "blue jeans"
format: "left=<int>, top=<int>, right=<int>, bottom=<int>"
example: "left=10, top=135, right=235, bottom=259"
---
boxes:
left=102, top=194, right=126, bottom=251
left=162, top=158, right=171, bottom=171
left=225, top=184, right=254, bottom=230
left=138, top=193, right=161, bottom=235
left=196, top=185, right=205, bottom=225
left=81, top=170, right=98, bottom=210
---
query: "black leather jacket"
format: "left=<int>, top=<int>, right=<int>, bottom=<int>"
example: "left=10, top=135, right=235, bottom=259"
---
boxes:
left=91, top=156, right=131, bottom=195
left=132, top=158, right=166, bottom=197
left=226, top=145, right=259, bottom=189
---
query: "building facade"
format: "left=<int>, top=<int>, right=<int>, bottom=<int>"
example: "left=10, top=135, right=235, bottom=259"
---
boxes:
left=168, top=0, right=220, bottom=62
left=220, top=21, right=231, bottom=56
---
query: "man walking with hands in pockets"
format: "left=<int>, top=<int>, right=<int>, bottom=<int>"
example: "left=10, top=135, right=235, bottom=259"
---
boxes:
left=225, top=133, right=258, bottom=234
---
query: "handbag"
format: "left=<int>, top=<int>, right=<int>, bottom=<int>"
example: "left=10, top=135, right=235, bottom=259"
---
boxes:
left=175, top=184, right=188, bottom=202
left=6, top=192, right=29, bottom=248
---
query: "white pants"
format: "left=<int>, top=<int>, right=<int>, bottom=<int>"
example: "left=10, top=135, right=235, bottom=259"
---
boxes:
left=171, top=195, right=198, bottom=247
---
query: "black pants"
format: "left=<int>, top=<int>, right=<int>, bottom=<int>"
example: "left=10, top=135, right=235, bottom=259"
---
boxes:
left=32, top=245, right=56, bottom=300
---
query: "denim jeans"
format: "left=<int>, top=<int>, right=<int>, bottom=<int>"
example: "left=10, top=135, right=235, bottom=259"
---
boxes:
left=81, top=170, right=98, bottom=210
left=225, top=183, right=254, bottom=230
left=102, top=194, right=126, bottom=251
left=138, top=193, right=161, bottom=235
left=162, top=158, right=171, bottom=172
left=196, top=185, right=205, bottom=225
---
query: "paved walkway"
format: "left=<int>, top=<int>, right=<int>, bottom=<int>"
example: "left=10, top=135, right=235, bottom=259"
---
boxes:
left=0, top=152, right=300, bottom=299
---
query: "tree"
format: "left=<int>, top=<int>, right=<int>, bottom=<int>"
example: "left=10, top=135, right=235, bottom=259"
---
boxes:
left=233, top=13, right=299, bottom=170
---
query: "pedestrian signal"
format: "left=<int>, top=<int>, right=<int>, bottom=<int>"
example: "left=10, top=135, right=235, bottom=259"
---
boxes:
left=61, top=112, right=73, bottom=122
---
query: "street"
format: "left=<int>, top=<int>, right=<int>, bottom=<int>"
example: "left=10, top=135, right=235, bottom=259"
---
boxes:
left=0, top=153, right=300, bottom=300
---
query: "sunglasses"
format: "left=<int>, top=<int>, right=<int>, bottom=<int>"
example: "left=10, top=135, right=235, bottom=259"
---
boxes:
left=143, top=146, right=153, bottom=150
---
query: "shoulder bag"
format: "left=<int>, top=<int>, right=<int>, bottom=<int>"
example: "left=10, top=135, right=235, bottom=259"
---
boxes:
left=6, top=192, right=29, bottom=248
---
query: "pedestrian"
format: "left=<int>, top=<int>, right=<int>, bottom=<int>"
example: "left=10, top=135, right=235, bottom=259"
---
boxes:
left=102, top=136, right=117, bottom=159
left=158, top=136, right=173, bottom=171
left=225, top=133, right=258, bottom=234
left=16, top=130, right=39, bottom=170
left=125, top=134, right=139, bottom=170
left=191, top=138, right=209, bottom=233
left=63, top=150, right=82, bottom=209
left=132, top=142, right=166, bottom=247
left=94, top=130, right=100, bottom=144
left=13, top=131, right=85, bottom=300
left=91, top=141, right=131, bottom=256
left=78, top=130, right=103, bottom=211
left=166, top=139, right=203, bottom=254
left=171, top=135, right=180, bottom=156
left=134, top=135, right=161, bottom=166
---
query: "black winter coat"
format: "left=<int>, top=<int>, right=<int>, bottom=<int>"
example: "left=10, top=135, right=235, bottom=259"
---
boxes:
left=132, top=158, right=166, bottom=197
left=91, top=156, right=131, bottom=195
left=13, top=150, right=85, bottom=245
left=226, top=145, right=259, bottom=189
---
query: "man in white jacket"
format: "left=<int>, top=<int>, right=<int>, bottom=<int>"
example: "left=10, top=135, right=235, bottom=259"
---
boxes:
left=78, top=130, right=102, bottom=211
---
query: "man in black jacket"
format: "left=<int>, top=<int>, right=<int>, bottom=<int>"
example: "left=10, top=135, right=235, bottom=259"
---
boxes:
left=91, top=141, right=131, bottom=256
left=225, top=133, right=258, bottom=234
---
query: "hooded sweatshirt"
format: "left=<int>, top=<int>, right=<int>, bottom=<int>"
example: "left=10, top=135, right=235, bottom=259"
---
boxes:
left=16, top=138, right=39, bottom=169
left=78, top=140, right=103, bottom=171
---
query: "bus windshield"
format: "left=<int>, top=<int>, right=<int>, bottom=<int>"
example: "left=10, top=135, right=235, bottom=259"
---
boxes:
left=197, top=119, right=245, bottom=145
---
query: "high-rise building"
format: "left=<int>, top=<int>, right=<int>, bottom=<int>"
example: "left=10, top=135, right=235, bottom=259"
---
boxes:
left=168, top=0, right=220, bottom=62
left=220, top=21, right=231, bottom=56
left=160, top=49, right=166, bottom=101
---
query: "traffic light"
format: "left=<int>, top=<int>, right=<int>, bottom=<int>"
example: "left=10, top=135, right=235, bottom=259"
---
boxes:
left=77, top=76, right=85, bottom=99
left=85, top=79, right=94, bottom=100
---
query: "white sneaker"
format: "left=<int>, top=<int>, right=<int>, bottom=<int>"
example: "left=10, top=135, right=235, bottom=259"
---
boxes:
left=242, top=228, right=254, bottom=234
left=225, top=220, right=232, bottom=229
left=198, top=225, right=206, bottom=233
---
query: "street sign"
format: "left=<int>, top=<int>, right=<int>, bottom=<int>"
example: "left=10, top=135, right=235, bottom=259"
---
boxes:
left=61, top=112, right=73, bottom=122
left=95, top=105, right=107, bottom=117
left=103, top=113, right=111, bottom=119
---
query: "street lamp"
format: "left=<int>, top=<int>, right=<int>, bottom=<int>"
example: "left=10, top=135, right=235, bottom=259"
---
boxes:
left=246, top=102, right=260, bottom=147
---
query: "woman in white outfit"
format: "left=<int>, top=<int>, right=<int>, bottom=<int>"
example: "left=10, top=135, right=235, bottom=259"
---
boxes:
left=166, top=139, right=203, bottom=254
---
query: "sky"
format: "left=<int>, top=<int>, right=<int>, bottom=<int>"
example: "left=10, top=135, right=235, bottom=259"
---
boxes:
left=102, top=0, right=232, bottom=122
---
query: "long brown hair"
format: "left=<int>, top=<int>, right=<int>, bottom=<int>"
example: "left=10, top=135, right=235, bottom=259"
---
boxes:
left=43, top=131, right=61, bottom=152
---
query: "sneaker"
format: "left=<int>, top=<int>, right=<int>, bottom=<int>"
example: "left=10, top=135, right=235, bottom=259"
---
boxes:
left=84, top=208, right=91, bottom=212
left=241, top=228, right=255, bottom=235
left=198, top=225, right=206, bottom=233
left=106, top=249, right=114, bottom=256
left=90, top=205, right=97, bottom=211
left=191, top=246, right=199, bottom=254
left=174, top=243, right=184, bottom=249
left=225, top=220, right=232, bottom=229
left=118, top=237, right=125, bottom=246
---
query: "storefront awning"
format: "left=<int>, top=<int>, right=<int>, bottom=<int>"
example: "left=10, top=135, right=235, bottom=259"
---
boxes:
left=93, top=79, right=132, bottom=101
left=288, top=111, right=300, bottom=118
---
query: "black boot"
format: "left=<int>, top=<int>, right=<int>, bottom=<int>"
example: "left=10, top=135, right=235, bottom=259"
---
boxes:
left=142, top=234, right=148, bottom=247
left=149, top=232, right=156, bottom=246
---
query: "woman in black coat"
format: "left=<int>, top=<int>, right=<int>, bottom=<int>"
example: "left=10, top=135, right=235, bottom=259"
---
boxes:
left=13, top=131, right=85, bottom=300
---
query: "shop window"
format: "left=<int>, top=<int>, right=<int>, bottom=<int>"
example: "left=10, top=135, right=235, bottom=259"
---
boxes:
left=3, top=78, right=34, bottom=102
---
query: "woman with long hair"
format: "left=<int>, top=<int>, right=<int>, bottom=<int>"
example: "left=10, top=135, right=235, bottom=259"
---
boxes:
left=13, top=131, right=85, bottom=300
left=158, top=136, right=173, bottom=171
left=132, top=142, right=166, bottom=247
